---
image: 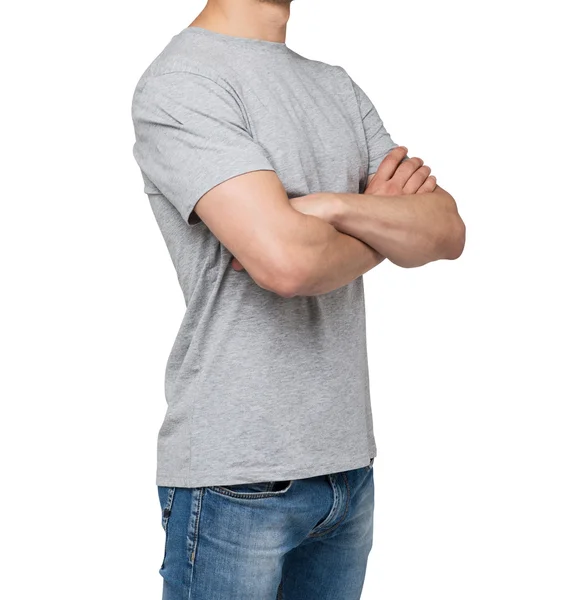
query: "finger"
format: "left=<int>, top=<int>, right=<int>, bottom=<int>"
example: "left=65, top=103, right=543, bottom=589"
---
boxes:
left=391, top=156, right=425, bottom=187
left=231, top=257, right=245, bottom=271
left=417, top=175, right=437, bottom=194
left=402, top=165, right=431, bottom=194
left=373, top=146, right=409, bottom=181
left=364, top=175, right=377, bottom=195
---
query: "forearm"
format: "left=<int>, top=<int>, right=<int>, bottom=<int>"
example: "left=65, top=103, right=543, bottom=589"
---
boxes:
left=324, top=188, right=465, bottom=268
left=275, top=212, right=384, bottom=296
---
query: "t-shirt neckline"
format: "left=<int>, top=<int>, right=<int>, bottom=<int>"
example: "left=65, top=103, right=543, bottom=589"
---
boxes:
left=180, top=26, right=291, bottom=53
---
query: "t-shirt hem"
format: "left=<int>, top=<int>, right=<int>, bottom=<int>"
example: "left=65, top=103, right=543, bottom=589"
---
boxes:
left=156, top=454, right=377, bottom=489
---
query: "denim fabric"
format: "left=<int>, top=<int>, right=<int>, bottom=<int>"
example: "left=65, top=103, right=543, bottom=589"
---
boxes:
left=157, top=459, right=375, bottom=599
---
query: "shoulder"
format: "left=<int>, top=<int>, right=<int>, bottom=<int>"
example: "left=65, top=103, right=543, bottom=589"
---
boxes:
left=132, top=28, right=235, bottom=100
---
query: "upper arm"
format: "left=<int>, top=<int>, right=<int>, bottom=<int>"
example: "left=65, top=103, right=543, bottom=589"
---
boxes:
left=193, top=169, right=309, bottom=290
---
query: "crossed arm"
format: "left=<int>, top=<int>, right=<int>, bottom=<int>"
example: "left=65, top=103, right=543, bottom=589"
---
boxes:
left=193, top=169, right=383, bottom=297
left=193, top=146, right=466, bottom=297
left=290, top=146, right=466, bottom=269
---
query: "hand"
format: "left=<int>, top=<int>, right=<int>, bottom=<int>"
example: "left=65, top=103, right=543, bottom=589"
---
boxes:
left=365, top=146, right=437, bottom=196
left=232, top=256, right=245, bottom=271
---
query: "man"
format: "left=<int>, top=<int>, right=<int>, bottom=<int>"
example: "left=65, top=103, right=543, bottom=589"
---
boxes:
left=131, top=1, right=465, bottom=598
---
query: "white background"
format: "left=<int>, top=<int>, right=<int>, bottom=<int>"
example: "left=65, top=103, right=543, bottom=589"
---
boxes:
left=1, top=1, right=569, bottom=598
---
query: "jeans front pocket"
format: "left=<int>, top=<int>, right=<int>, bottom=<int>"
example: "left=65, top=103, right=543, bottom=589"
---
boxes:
left=208, top=479, right=294, bottom=499
left=157, top=486, right=176, bottom=570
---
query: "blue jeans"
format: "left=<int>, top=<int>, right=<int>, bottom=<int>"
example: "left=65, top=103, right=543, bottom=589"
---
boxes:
left=158, top=459, right=375, bottom=599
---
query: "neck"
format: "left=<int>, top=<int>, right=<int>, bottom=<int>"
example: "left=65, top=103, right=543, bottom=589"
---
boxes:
left=190, top=0, right=291, bottom=44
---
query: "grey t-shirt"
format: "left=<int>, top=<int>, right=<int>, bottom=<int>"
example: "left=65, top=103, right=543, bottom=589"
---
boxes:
left=131, top=26, right=399, bottom=488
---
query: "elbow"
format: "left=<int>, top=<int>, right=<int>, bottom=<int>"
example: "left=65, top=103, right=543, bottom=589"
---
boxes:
left=251, top=257, right=312, bottom=298
left=256, top=267, right=309, bottom=298
left=400, top=215, right=466, bottom=268
left=444, top=215, right=466, bottom=260
left=270, top=279, right=304, bottom=299
left=244, top=235, right=323, bottom=297
left=438, top=192, right=466, bottom=261
left=431, top=198, right=465, bottom=261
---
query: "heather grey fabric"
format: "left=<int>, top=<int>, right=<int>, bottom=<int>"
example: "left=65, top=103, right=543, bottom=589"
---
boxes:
left=131, top=26, right=399, bottom=488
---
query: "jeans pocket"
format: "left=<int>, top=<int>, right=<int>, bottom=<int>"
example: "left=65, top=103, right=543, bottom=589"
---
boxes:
left=157, top=486, right=176, bottom=570
left=208, top=479, right=294, bottom=499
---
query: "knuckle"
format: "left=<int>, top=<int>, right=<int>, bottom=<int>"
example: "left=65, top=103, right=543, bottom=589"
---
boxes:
left=386, top=182, right=401, bottom=195
left=405, top=158, right=423, bottom=173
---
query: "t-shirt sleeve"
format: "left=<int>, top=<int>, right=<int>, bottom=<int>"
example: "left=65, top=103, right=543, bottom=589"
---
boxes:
left=350, top=80, right=400, bottom=176
left=131, top=71, right=276, bottom=224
